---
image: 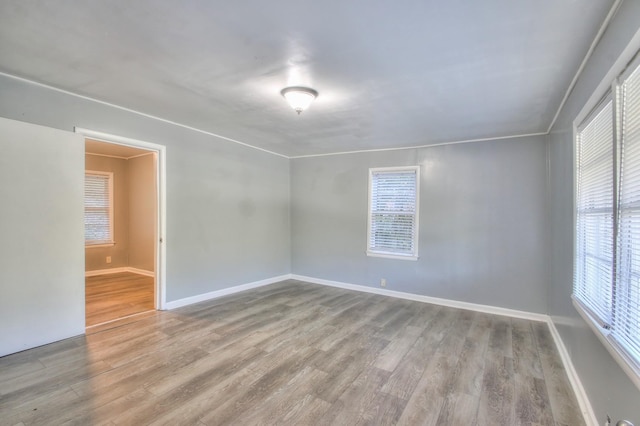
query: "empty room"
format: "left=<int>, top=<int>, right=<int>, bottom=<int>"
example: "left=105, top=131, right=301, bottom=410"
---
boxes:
left=1, top=1, right=640, bottom=425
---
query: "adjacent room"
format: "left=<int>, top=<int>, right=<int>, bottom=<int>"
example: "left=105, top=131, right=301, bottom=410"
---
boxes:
left=84, top=139, right=158, bottom=329
left=1, top=1, right=639, bottom=425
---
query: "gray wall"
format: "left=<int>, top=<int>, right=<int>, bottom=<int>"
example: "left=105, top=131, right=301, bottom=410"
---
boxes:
left=292, top=135, right=549, bottom=313
left=0, top=74, right=291, bottom=305
left=0, top=117, right=85, bottom=357
left=129, top=153, right=156, bottom=273
left=548, top=0, right=640, bottom=422
left=85, top=154, right=130, bottom=271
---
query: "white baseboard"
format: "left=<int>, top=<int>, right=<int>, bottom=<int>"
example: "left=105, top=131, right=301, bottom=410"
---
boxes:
left=290, top=274, right=548, bottom=322
left=127, top=267, right=155, bottom=277
left=164, top=274, right=291, bottom=310
left=85, top=267, right=129, bottom=277
left=546, top=319, right=598, bottom=426
left=85, top=267, right=154, bottom=277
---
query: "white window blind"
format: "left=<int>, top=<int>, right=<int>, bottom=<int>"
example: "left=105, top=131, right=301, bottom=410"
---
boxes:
left=574, top=54, right=640, bottom=383
left=574, top=99, right=615, bottom=326
left=615, top=62, right=640, bottom=367
left=367, top=167, right=419, bottom=260
left=85, top=172, right=113, bottom=245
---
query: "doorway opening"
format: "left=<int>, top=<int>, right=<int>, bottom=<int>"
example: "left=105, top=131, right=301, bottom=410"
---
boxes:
left=77, top=128, right=166, bottom=331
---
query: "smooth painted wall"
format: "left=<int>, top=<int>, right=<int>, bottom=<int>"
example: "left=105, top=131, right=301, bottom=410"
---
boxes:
left=291, top=135, right=549, bottom=313
left=547, top=0, right=640, bottom=422
left=0, top=117, right=84, bottom=357
left=0, top=75, right=291, bottom=304
left=85, top=154, right=130, bottom=271
left=129, top=153, right=156, bottom=273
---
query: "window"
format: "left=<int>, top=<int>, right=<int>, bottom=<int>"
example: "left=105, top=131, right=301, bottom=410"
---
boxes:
left=367, top=166, right=419, bottom=260
left=574, top=97, right=614, bottom=326
left=574, top=55, right=640, bottom=384
left=85, top=171, right=114, bottom=246
left=615, top=59, right=640, bottom=368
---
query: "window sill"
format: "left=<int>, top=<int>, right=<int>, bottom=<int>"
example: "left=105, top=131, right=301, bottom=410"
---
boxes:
left=85, top=242, right=115, bottom=249
left=572, top=297, right=640, bottom=391
left=366, top=251, right=418, bottom=261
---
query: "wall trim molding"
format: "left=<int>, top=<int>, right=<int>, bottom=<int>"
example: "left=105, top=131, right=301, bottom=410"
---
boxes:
left=1, top=71, right=550, bottom=160
left=86, top=152, right=130, bottom=160
left=291, top=274, right=548, bottom=322
left=545, top=0, right=623, bottom=133
left=0, top=71, right=288, bottom=159
left=85, top=267, right=155, bottom=277
left=289, top=132, right=547, bottom=159
left=546, top=320, right=598, bottom=426
left=163, top=274, right=291, bottom=310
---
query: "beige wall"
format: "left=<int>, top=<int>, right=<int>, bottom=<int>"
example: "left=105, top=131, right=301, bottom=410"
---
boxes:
left=128, top=153, right=156, bottom=272
left=85, top=154, right=129, bottom=271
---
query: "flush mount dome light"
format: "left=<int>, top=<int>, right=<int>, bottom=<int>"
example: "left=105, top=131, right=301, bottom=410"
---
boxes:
left=280, top=86, right=318, bottom=114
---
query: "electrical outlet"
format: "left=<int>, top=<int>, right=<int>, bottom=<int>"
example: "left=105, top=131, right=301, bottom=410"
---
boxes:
left=380, top=278, right=387, bottom=287
left=106, top=256, right=112, bottom=264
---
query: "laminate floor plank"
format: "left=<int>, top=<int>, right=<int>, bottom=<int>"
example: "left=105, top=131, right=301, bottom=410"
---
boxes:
left=532, top=322, right=586, bottom=426
left=273, top=394, right=332, bottom=426
left=231, top=366, right=328, bottom=425
left=513, top=374, right=555, bottom=426
left=435, top=392, right=481, bottom=426
left=313, top=331, right=386, bottom=401
left=199, top=346, right=320, bottom=425
left=477, top=355, right=516, bottom=426
left=376, top=309, right=416, bottom=340
left=146, top=367, right=263, bottom=426
left=380, top=335, right=442, bottom=400
left=0, top=358, right=44, bottom=383
left=373, top=325, right=422, bottom=372
left=0, top=356, right=111, bottom=411
left=313, top=325, right=386, bottom=374
left=241, top=307, right=330, bottom=354
left=328, top=366, right=392, bottom=426
left=355, top=391, right=407, bottom=426
left=447, top=331, right=490, bottom=397
left=85, top=272, right=155, bottom=327
left=112, top=346, right=267, bottom=425
left=255, top=313, right=336, bottom=354
left=1, top=387, right=81, bottom=426
left=145, top=345, right=263, bottom=396
left=389, top=310, right=474, bottom=425
left=29, top=344, right=208, bottom=425
left=512, top=318, right=545, bottom=379
left=86, top=310, right=160, bottom=335
left=0, top=280, right=584, bottom=426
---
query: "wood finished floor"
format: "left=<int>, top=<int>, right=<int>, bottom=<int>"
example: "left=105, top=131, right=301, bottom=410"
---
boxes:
left=0, top=280, right=584, bottom=425
left=86, top=272, right=155, bottom=328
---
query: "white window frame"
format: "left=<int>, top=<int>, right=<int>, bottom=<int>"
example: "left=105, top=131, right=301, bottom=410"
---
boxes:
left=85, top=170, right=115, bottom=248
left=367, top=166, right=420, bottom=261
left=573, top=48, right=640, bottom=391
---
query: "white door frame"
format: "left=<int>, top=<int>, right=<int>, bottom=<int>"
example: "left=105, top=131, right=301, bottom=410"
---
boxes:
left=75, top=127, right=167, bottom=310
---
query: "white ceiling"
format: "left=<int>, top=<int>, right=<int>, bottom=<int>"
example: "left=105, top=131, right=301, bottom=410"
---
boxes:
left=0, top=1, right=615, bottom=157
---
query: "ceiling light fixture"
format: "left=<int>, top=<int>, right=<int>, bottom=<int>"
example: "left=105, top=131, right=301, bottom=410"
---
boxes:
left=280, top=86, right=318, bottom=115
